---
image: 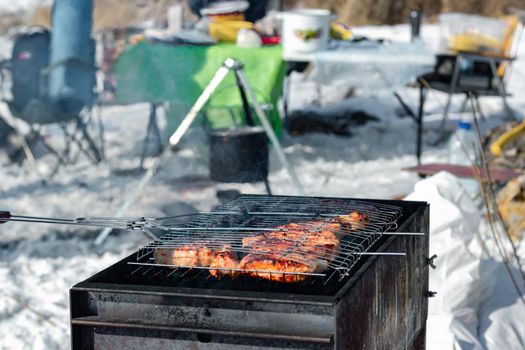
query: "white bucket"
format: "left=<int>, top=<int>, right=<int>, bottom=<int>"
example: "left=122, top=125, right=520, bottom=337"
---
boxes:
left=279, top=9, right=334, bottom=54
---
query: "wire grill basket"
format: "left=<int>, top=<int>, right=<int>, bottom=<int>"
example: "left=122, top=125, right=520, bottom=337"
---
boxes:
left=132, top=196, right=404, bottom=282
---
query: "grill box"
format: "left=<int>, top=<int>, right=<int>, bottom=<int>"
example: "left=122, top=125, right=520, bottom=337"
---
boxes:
left=70, top=197, right=429, bottom=349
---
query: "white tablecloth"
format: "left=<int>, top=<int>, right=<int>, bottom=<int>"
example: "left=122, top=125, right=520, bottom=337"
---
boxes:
left=305, top=40, right=435, bottom=90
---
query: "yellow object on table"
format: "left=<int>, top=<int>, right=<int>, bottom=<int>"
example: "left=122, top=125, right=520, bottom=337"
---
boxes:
left=209, top=20, right=253, bottom=42
left=449, top=33, right=503, bottom=55
left=330, top=22, right=352, bottom=41
left=447, top=15, right=519, bottom=58
left=209, top=13, right=245, bottom=22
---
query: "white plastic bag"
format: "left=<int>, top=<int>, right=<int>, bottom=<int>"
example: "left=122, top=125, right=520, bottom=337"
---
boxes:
left=405, top=171, right=484, bottom=350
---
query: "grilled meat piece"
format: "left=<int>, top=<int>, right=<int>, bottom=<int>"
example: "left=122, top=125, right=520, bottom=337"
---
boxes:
left=209, top=245, right=240, bottom=278
left=243, top=221, right=341, bottom=264
left=239, top=252, right=317, bottom=283
left=248, top=233, right=339, bottom=264
left=243, top=221, right=340, bottom=247
left=209, top=251, right=239, bottom=277
left=209, top=211, right=367, bottom=282
left=239, top=220, right=344, bottom=282
left=242, top=232, right=297, bottom=250
left=336, top=211, right=369, bottom=230
left=154, top=243, right=215, bottom=267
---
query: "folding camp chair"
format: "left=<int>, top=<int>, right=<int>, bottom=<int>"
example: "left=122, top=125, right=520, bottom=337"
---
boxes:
left=414, top=14, right=523, bottom=164
left=0, top=27, right=104, bottom=176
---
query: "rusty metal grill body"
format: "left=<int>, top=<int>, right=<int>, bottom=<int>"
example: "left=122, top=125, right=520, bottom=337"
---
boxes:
left=70, top=196, right=430, bottom=350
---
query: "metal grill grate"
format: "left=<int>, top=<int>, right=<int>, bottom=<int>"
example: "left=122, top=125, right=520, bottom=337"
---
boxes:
left=130, top=196, right=405, bottom=282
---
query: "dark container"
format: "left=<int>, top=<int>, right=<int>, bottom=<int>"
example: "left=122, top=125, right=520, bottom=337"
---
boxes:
left=208, top=126, right=269, bottom=183
left=410, top=10, right=422, bottom=41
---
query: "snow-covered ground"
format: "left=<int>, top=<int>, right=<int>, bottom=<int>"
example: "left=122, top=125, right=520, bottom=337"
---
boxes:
left=0, top=23, right=524, bottom=349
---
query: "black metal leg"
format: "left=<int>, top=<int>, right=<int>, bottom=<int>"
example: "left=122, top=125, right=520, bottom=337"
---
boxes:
left=439, top=55, right=462, bottom=135
left=488, top=58, right=516, bottom=121
left=234, top=69, right=255, bottom=126
left=416, top=84, right=427, bottom=165
left=151, top=107, right=162, bottom=154
left=140, top=103, right=162, bottom=168
left=282, top=62, right=308, bottom=122
left=263, top=177, right=272, bottom=196
left=76, top=117, right=103, bottom=163
left=393, top=92, right=417, bottom=122
left=65, top=120, right=93, bottom=164
left=38, top=127, right=68, bottom=169
left=59, top=123, right=75, bottom=163
left=95, top=104, right=106, bottom=160
left=473, top=94, right=486, bottom=121
left=459, top=93, right=469, bottom=113
left=283, top=75, right=290, bottom=122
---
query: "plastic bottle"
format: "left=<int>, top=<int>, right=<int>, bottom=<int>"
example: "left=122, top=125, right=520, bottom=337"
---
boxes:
left=447, top=120, right=479, bottom=196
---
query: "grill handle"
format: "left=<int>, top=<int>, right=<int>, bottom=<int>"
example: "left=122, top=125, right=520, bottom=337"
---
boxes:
left=0, top=211, right=143, bottom=231
left=0, top=212, right=161, bottom=241
left=0, top=211, right=11, bottom=224
left=71, top=316, right=334, bottom=344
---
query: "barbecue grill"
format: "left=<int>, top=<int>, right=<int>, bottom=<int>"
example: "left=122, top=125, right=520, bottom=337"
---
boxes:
left=64, top=195, right=430, bottom=349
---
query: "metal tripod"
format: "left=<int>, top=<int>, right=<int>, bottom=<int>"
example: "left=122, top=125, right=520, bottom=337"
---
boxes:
left=168, top=58, right=304, bottom=195
left=96, top=58, right=304, bottom=245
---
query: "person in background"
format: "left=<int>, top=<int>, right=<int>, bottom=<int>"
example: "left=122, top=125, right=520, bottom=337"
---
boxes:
left=188, top=0, right=269, bottom=23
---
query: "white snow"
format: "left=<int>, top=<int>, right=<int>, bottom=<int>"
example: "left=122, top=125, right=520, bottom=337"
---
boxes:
left=0, top=22, right=524, bottom=349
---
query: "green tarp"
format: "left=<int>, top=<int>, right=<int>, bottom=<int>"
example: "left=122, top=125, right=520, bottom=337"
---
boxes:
left=115, top=43, right=285, bottom=135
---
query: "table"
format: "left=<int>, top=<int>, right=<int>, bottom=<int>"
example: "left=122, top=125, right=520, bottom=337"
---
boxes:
left=115, top=43, right=286, bottom=162
left=285, top=40, right=435, bottom=90
left=283, top=40, right=435, bottom=117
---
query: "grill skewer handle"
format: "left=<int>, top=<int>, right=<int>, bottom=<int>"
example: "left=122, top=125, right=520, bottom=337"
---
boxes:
left=0, top=211, right=11, bottom=224
left=0, top=211, right=142, bottom=231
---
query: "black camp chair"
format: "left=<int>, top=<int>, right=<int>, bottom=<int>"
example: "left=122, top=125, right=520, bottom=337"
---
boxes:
left=0, top=27, right=104, bottom=175
left=412, top=52, right=516, bottom=164
left=412, top=15, right=524, bottom=164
